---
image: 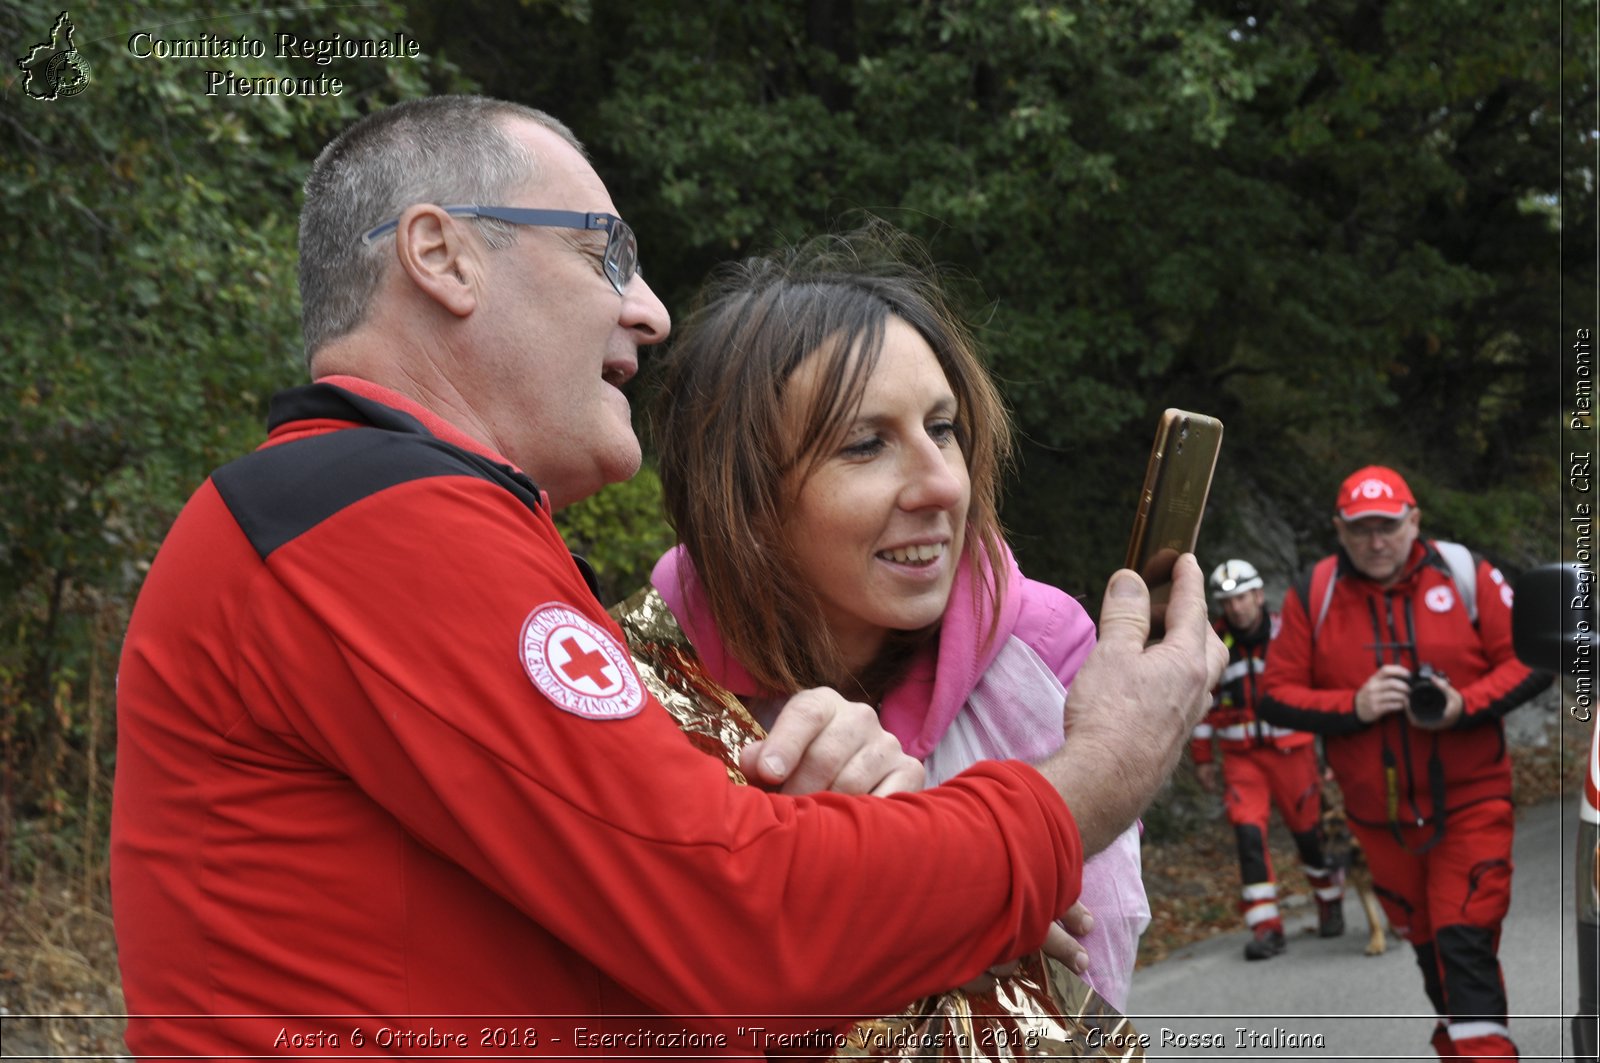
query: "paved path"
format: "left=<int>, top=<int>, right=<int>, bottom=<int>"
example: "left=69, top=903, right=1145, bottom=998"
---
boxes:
left=1125, top=797, right=1579, bottom=1060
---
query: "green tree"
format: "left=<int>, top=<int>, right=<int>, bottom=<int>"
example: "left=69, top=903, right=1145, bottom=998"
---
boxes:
left=434, top=0, right=1579, bottom=595
left=0, top=0, right=444, bottom=882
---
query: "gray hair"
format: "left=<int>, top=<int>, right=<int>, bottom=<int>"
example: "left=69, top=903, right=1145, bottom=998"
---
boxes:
left=297, top=95, right=585, bottom=369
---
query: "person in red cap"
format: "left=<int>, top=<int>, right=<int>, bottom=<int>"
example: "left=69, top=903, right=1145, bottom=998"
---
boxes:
left=1191, top=559, right=1343, bottom=962
left=1258, top=465, right=1550, bottom=1063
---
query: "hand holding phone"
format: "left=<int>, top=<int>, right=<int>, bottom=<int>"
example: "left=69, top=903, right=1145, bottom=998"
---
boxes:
left=1123, top=409, right=1224, bottom=633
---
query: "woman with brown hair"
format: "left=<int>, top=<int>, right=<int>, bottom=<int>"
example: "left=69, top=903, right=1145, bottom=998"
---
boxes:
left=632, top=224, right=1148, bottom=1012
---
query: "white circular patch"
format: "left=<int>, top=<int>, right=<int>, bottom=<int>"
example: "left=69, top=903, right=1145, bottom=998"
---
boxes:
left=519, top=604, right=643, bottom=720
left=1424, top=585, right=1455, bottom=613
left=1353, top=478, right=1394, bottom=501
left=1488, top=567, right=1513, bottom=608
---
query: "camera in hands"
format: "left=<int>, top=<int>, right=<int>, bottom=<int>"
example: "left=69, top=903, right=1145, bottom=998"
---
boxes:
left=1407, top=664, right=1447, bottom=722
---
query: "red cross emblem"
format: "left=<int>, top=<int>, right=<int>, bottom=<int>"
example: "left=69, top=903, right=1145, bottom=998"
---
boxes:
left=519, top=604, right=642, bottom=719
left=557, top=637, right=615, bottom=688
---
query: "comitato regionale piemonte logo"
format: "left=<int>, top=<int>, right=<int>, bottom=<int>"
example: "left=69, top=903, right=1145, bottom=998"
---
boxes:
left=17, top=11, right=93, bottom=101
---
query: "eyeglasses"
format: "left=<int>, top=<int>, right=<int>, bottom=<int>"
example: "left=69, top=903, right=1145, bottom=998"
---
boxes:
left=1338, top=517, right=1408, bottom=541
left=359, top=206, right=639, bottom=296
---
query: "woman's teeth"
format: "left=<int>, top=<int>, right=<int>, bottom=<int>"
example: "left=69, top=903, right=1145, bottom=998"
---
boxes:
left=879, top=543, right=943, bottom=565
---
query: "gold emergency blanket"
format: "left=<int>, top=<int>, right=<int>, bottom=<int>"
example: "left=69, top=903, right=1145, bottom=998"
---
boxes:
left=611, top=587, right=1146, bottom=1061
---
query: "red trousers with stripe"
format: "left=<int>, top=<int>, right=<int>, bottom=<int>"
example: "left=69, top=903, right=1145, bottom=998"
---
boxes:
left=1221, top=743, right=1333, bottom=931
left=1354, top=798, right=1517, bottom=1062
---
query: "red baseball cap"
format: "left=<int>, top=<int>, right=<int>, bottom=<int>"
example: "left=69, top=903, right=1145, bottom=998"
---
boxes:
left=1336, top=465, right=1416, bottom=521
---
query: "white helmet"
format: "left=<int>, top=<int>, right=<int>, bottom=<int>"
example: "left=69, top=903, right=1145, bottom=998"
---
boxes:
left=1209, top=559, right=1263, bottom=600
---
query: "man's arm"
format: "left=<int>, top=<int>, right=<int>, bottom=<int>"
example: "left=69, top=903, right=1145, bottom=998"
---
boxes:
left=1455, top=558, right=1553, bottom=722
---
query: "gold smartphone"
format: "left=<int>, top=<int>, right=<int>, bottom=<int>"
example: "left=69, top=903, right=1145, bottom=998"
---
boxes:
left=1124, top=408, right=1224, bottom=630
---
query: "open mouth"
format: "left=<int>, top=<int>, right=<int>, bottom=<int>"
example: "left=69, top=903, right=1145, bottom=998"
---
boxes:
left=877, top=543, right=945, bottom=567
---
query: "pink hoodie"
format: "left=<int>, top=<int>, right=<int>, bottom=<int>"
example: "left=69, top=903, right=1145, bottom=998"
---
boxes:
left=651, top=542, right=1150, bottom=1008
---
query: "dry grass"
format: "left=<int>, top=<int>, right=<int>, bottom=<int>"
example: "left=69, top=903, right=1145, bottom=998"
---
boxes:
left=0, top=883, right=127, bottom=1061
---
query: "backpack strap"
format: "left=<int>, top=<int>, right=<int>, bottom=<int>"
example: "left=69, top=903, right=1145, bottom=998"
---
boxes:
left=1302, top=555, right=1339, bottom=643
left=1433, top=540, right=1478, bottom=625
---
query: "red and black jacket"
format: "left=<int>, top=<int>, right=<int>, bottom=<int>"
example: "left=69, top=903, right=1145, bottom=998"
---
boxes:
left=110, top=380, right=1084, bottom=1058
left=1257, top=540, right=1549, bottom=830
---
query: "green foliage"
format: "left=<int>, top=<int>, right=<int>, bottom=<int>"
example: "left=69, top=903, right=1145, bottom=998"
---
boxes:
left=2, top=0, right=1586, bottom=897
left=1421, top=478, right=1566, bottom=575
left=553, top=464, right=675, bottom=604
left=0, top=0, right=444, bottom=884
left=436, top=0, right=1578, bottom=596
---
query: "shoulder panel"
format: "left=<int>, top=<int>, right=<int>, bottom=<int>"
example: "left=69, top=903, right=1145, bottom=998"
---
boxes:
left=213, top=428, right=542, bottom=560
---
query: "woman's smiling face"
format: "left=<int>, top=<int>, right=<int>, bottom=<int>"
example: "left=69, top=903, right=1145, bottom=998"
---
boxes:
left=781, top=316, right=971, bottom=676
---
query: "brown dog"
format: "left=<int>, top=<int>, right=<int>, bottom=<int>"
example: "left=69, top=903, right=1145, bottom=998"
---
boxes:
left=1321, top=777, right=1388, bottom=956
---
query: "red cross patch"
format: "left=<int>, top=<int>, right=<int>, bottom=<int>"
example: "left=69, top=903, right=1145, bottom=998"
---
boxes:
left=519, top=604, right=643, bottom=719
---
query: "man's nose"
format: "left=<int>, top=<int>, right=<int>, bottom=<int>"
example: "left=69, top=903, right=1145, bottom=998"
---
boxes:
left=623, top=275, right=671, bottom=345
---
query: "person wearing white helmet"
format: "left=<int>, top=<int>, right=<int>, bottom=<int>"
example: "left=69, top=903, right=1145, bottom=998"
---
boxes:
left=1190, top=558, right=1343, bottom=960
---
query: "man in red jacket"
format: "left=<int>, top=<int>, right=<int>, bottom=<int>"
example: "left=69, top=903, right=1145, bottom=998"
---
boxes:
left=109, top=95, right=1224, bottom=1059
left=1258, top=465, right=1550, bottom=1063
left=1191, top=559, right=1342, bottom=962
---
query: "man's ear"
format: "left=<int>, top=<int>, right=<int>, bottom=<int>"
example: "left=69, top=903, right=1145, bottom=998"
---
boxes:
left=393, top=205, right=482, bottom=318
